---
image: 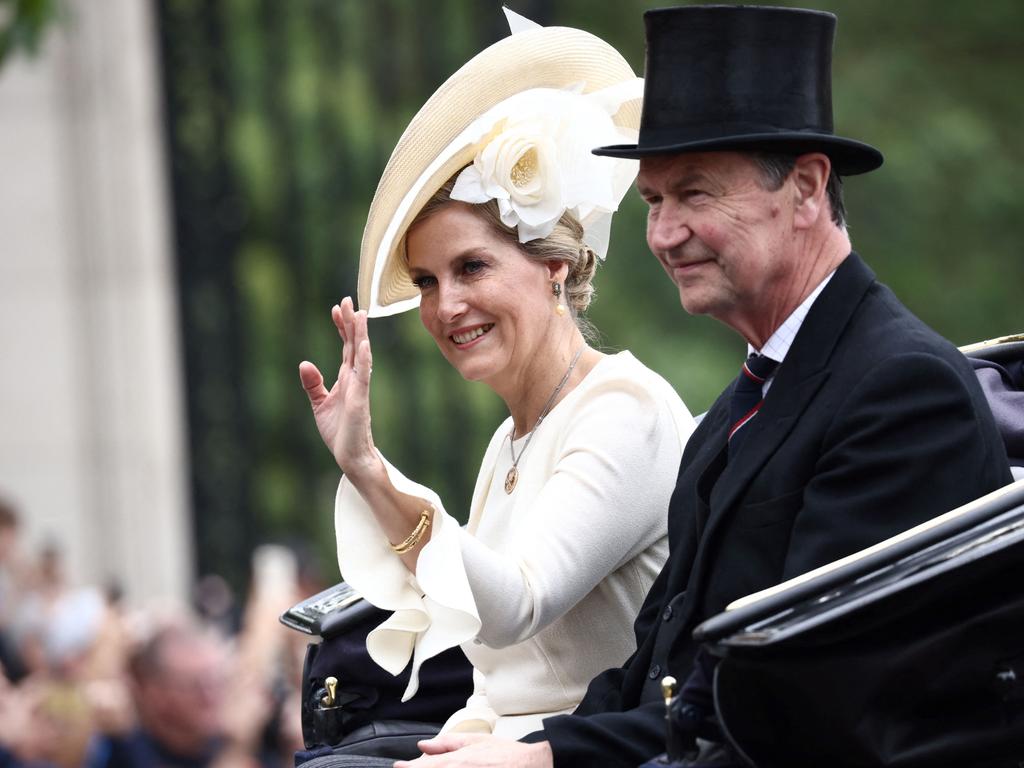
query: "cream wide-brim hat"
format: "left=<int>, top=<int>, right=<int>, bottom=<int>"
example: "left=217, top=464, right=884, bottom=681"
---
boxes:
left=357, top=24, right=642, bottom=317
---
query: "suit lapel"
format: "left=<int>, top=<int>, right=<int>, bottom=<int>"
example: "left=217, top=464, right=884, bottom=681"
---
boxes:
left=694, top=416, right=729, bottom=540
left=679, top=253, right=878, bottom=630
left=669, top=401, right=728, bottom=545
left=709, top=369, right=829, bottom=512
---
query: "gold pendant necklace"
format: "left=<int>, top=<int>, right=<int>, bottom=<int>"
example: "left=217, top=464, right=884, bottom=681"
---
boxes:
left=504, top=466, right=519, bottom=494
left=505, top=345, right=584, bottom=494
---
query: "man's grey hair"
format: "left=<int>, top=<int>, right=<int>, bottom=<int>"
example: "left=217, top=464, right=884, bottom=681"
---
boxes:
left=752, top=152, right=846, bottom=229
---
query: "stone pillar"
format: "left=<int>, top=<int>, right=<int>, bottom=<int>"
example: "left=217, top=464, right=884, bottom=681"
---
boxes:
left=0, top=0, right=191, bottom=605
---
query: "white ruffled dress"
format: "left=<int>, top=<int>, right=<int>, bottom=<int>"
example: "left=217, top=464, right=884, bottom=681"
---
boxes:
left=334, top=351, right=694, bottom=738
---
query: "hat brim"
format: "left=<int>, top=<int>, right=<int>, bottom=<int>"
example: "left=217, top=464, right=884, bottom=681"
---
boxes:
left=593, top=132, right=883, bottom=176
left=358, top=26, right=642, bottom=317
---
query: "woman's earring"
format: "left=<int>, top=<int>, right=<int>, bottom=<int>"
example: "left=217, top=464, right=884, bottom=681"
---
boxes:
left=552, top=282, right=566, bottom=316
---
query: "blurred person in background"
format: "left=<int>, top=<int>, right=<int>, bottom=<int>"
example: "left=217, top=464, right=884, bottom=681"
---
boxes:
left=0, top=497, right=303, bottom=767
left=96, top=622, right=243, bottom=768
left=5, top=540, right=70, bottom=683
left=95, top=567, right=304, bottom=768
left=193, top=574, right=241, bottom=638
left=0, top=498, right=33, bottom=682
left=0, top=669, right=101, bottom=768
left=0, top=585, right=119, bottom=768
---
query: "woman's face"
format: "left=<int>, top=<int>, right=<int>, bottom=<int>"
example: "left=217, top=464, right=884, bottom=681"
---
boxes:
left=406, top=202, right=564, bottom=387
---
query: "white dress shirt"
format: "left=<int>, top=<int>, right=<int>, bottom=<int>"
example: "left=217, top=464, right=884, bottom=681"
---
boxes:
left=752, top=270, right=836, bottom=396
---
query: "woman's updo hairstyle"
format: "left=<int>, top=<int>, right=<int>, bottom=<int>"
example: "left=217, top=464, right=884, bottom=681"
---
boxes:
left=411, top=172, right=600, bottom=336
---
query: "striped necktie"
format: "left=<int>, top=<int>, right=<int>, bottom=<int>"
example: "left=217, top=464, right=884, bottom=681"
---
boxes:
left=728, top=354, right=779, bottom=458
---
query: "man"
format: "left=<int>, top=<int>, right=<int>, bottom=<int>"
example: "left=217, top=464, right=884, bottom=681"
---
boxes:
left=100, top=624, right=237, bottom=768
left=398, top=6, right=1012, bottom=767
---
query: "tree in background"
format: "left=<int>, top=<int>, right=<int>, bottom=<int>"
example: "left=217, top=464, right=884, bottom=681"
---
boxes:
left=0, top=0, right=63, bottom=67
left=156, top=0, right=1023, bottom=591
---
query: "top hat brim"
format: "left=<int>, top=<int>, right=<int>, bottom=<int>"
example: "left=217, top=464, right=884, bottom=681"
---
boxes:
left=594, top=131, right=883, bottom=176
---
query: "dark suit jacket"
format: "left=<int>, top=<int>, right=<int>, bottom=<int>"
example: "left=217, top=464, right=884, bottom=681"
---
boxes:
left=528, top=253, right=1013, bottom=767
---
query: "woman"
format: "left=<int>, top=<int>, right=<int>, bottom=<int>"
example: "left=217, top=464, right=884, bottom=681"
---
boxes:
left=298, top=12, right=694, bottom=739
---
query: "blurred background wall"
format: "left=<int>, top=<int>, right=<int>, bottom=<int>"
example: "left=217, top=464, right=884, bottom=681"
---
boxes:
left=1, top=0, right=1021, bottom=606
left=0, top=0, right=190, bottom=604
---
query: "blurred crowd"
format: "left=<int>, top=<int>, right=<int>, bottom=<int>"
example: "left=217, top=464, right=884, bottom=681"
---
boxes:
left=0, top=496, right=321, bottom=768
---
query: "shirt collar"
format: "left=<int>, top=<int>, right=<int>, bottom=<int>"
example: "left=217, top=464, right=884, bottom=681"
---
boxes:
left=748, top=270, right=836, bottom=365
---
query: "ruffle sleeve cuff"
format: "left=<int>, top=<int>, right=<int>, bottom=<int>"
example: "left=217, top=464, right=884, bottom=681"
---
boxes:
left=334, top=453, right=481, bottom=701
left=441, top=669, right=497, bottom=735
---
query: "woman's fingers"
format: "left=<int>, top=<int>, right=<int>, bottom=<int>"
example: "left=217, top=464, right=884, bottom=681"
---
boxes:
left=413, top=733, right=489, bottom=755
left=332, top=300, right=348, bottom=340
left=339, top=300, right=372, bottom=379
left=355, top=338, right=372, bottom=385
left=341, top=298, right=358, bottom=365
left=321, top=298, right=372, bottom=392
left=332, top=302, right=351, bottom=371
left=298, top=361, right=328, bottom=407
left=336, top=297, right=367, bottom=373
left=353, top=307, right=372, bottom=376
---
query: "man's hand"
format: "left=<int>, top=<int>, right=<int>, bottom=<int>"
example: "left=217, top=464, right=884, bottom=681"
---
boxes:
left=394, top=733, right=554, bottom=768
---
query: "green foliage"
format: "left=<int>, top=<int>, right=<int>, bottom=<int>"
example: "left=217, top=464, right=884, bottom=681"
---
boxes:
left=0, top=0, right=62, bottom=67
left=157, top=0, right=1024, bottom=590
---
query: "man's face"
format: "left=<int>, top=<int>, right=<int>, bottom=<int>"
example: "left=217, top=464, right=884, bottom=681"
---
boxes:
left=636, top=151, right=799, bottom=339
left=137, top=635, right=227, bottom=753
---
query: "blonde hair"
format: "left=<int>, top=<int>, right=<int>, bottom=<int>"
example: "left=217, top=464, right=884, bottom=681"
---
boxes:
left=410, top=174, right=600, bottom=333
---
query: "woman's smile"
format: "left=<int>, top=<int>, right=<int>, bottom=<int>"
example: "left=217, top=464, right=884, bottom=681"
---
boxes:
left=451, top=323, right=495, bottom=347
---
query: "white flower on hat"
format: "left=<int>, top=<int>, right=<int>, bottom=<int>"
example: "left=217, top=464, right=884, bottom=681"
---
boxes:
left=449, top=81, right=642, bottom=255
left=464, top=117, right=563, bottom=240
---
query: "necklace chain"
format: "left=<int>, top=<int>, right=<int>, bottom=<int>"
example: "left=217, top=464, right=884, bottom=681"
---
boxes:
left=504, top=345, right=585, bottom=494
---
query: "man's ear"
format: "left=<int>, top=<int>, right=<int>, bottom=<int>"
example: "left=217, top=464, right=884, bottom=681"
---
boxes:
left=791, top=153, right=831, bottom=229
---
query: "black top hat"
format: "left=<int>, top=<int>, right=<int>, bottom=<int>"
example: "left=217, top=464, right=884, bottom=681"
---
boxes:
left=594, top=5, right=883, bottom=175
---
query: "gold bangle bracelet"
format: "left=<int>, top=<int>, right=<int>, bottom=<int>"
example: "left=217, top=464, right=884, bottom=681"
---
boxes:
left=390, top=509, right=432, bottom=554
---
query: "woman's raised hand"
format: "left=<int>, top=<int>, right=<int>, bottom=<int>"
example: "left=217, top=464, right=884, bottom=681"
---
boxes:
left=299, top=297, right=379, bottom=479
